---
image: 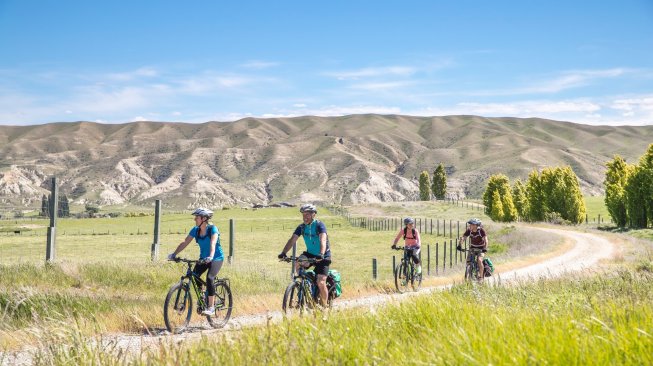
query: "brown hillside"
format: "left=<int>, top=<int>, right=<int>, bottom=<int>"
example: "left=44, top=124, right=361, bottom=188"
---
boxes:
left=1, top=115, right=651, bottom=208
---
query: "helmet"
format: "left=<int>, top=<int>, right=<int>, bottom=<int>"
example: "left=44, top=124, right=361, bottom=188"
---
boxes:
left=191, top=207, right=213, bottom=218
left=467, top=218, right=482, bottom=226
left=299, top=203, right=317, bottom=214
left=404, top=217, right=415, bottom=225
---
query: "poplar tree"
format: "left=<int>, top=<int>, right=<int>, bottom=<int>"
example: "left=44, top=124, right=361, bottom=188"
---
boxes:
left=431, top=164, right=447, bottom=200
left=483, top=174, right=517, bottom=222
left=512, top=179, right=528, bottom=220
left=604, top=155, right=630, bottom=227
left=525, top=170, right=545, bottom=222
left=490, top=190, right=504, bottom=221
left=419, top=171, right=431, bottom=201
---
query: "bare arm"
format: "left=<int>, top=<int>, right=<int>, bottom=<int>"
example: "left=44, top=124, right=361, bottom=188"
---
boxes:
left=208, top=232, right=218, bottom=258
left=172, top=236, right=194, bottom=256
left=281, top=234, right=300, bottom=255
left=319, top=232, right=327, bottom=256
left=392, top=229, right=403, bottom=246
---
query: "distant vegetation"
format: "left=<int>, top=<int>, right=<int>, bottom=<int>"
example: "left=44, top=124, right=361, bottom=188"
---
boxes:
left=605, top=143, right=653, bottom=228
left=483, top=166, right=586, bottom=224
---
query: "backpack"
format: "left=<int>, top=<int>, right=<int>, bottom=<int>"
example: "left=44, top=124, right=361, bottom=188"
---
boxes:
left=483, top=257, right=494, bottom=277
left=328, top=270, right=342, bottom=298
left=403, top=227, right=417, bottom=240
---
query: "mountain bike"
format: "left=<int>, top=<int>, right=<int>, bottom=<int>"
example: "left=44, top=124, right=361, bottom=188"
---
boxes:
left=456, top=247, right=490, bottom=283
left=280, top=256, right=337, bottom=314
left=163, top=258, right=233, bottom=333
left=393, top=246, right=422, bottom=293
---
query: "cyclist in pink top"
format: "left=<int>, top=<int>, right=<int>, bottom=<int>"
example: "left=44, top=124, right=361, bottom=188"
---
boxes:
left=391, top=217, right=422, bottom=276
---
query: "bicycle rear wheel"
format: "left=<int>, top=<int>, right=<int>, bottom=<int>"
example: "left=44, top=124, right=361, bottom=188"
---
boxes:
left=394, top=262, right=410, bottom=293
left=206, top=280, right=233, bottom=328
left=282, top=281, right=305, bottom=314
left=164, top=282, right=192, bottom=333
left=411, top=266, right=422, bottom=291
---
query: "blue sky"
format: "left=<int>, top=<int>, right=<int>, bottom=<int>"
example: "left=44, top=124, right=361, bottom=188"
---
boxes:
left=1, top=1, right=652, bottom=126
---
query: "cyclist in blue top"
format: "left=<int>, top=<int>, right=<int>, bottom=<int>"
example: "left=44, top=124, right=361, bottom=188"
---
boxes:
left=278, top=203, right=332, bottom=306
left=168, top=208, right=224, bottom=315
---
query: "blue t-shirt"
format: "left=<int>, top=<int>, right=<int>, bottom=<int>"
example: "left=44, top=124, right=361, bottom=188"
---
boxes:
left=293, top=220, right=331, bottom=257
left=189, top=225, right=224, bottom=261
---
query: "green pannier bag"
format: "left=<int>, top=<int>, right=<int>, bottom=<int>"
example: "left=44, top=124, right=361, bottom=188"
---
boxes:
left=483, top=257, right=494, bottom=276
left=328, top=269, right=342, bottom=297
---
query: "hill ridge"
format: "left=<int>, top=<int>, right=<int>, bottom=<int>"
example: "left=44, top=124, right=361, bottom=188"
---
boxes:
left=1, top=114, right=651, bottom=208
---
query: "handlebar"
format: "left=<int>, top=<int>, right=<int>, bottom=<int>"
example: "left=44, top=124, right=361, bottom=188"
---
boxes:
left=392, top=246, right=405, bottom=250
left=168, top=257, right=200, bottom=264
left=279, top=256, right=318, bottom=264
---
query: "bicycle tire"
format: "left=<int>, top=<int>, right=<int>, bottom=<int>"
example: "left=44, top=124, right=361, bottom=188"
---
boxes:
left=411, top=265, right=422, bottom=291
left=464, top=263, right=473, bottom=282
left=282, top=281, right=304, bottom=314
left=394, top=262, right=410, bottom=293
left=163, top=282, right=192, bottom=333
left=206, top=280, right=233, bottom=328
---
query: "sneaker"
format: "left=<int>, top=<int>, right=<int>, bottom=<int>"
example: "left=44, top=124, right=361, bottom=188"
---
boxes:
left=202, top=306, right=215, bottom=316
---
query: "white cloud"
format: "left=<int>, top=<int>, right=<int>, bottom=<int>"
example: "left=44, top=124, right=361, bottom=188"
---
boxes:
left=325, top=66, right=417, bottom=80
left=132, top=116, right=148, bottom=122
left=240, top=60, right=280, bottom=69
left=348, top=81, right=416, bottom=91
left=293, top=103, right=307, bottom=108
left=106, top=67, right=159, bottom=81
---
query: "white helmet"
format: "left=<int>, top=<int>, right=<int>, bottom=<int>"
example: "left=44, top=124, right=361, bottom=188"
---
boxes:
left=191, top=207, right=213, bottom=218
left=467, top=218, right=482, bottom=226
left=299, top=203, right=317, bottom=214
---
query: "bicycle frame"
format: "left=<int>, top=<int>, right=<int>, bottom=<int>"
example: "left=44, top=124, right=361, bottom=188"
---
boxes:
left=281, top=256, right=330, bottom=312
left=177, top=259, right=210, bottom=312
left=458, top=247, right=483, bottom=281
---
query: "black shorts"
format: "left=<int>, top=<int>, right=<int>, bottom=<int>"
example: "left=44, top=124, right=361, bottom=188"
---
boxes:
left=302, top=251, right=331, bottom=276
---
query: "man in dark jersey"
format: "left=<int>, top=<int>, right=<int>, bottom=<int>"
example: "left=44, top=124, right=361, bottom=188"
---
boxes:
left=457, top=218, right=488, bottom=279
left=278, top=204, right=332, bottom=306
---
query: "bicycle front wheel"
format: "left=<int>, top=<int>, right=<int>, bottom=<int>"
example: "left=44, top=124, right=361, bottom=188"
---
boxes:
left=206, top=280, right=233, bottom=328
left=394, top=262, right=410, bottom=293
left=164, top=282, right=192, bottom=333
left=282, top=281, right=305, bottom=314
left=464, top=263, right=473, bottom=282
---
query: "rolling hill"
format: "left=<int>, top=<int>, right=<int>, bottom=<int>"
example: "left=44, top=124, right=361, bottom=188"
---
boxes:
left=1, top=114, right=652, bottom=209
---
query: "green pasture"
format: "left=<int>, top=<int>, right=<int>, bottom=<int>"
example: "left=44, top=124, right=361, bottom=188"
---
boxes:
left=0, top=202, right=565, bottom=346
left=584, top=195, right=610, bottom=223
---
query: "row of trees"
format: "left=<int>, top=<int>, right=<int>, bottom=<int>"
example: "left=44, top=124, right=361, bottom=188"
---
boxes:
left=604, top=144, right=653, bottom=228
left=483, top=166, right=586, bottom=224
left=418, top=164, right=447, bottom=200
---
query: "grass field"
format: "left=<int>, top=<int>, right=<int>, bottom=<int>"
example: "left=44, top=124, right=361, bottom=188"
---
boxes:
left=0, top=201, right=565, bottom=349
left=26, top=270, right=653, bottom=365
left=584, top=195, right=610, bottom=223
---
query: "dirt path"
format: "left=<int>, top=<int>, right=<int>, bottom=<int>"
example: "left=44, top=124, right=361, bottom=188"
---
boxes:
left=1, top=226, right=616, bottom=365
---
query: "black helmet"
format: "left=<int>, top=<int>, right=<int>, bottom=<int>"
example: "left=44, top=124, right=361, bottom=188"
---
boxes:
left=404, top=217, right=415, bottom=225
left=467, top=218, right=482, bottom=226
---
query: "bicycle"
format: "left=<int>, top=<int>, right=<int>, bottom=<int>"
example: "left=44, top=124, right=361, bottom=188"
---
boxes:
left=163, top=258, right=233, bottom=333
left=456, top=247, right=491, bottom=283
left=280, top=256, right=337, bottom=314
left=392, top=246, right=422, bottom=293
